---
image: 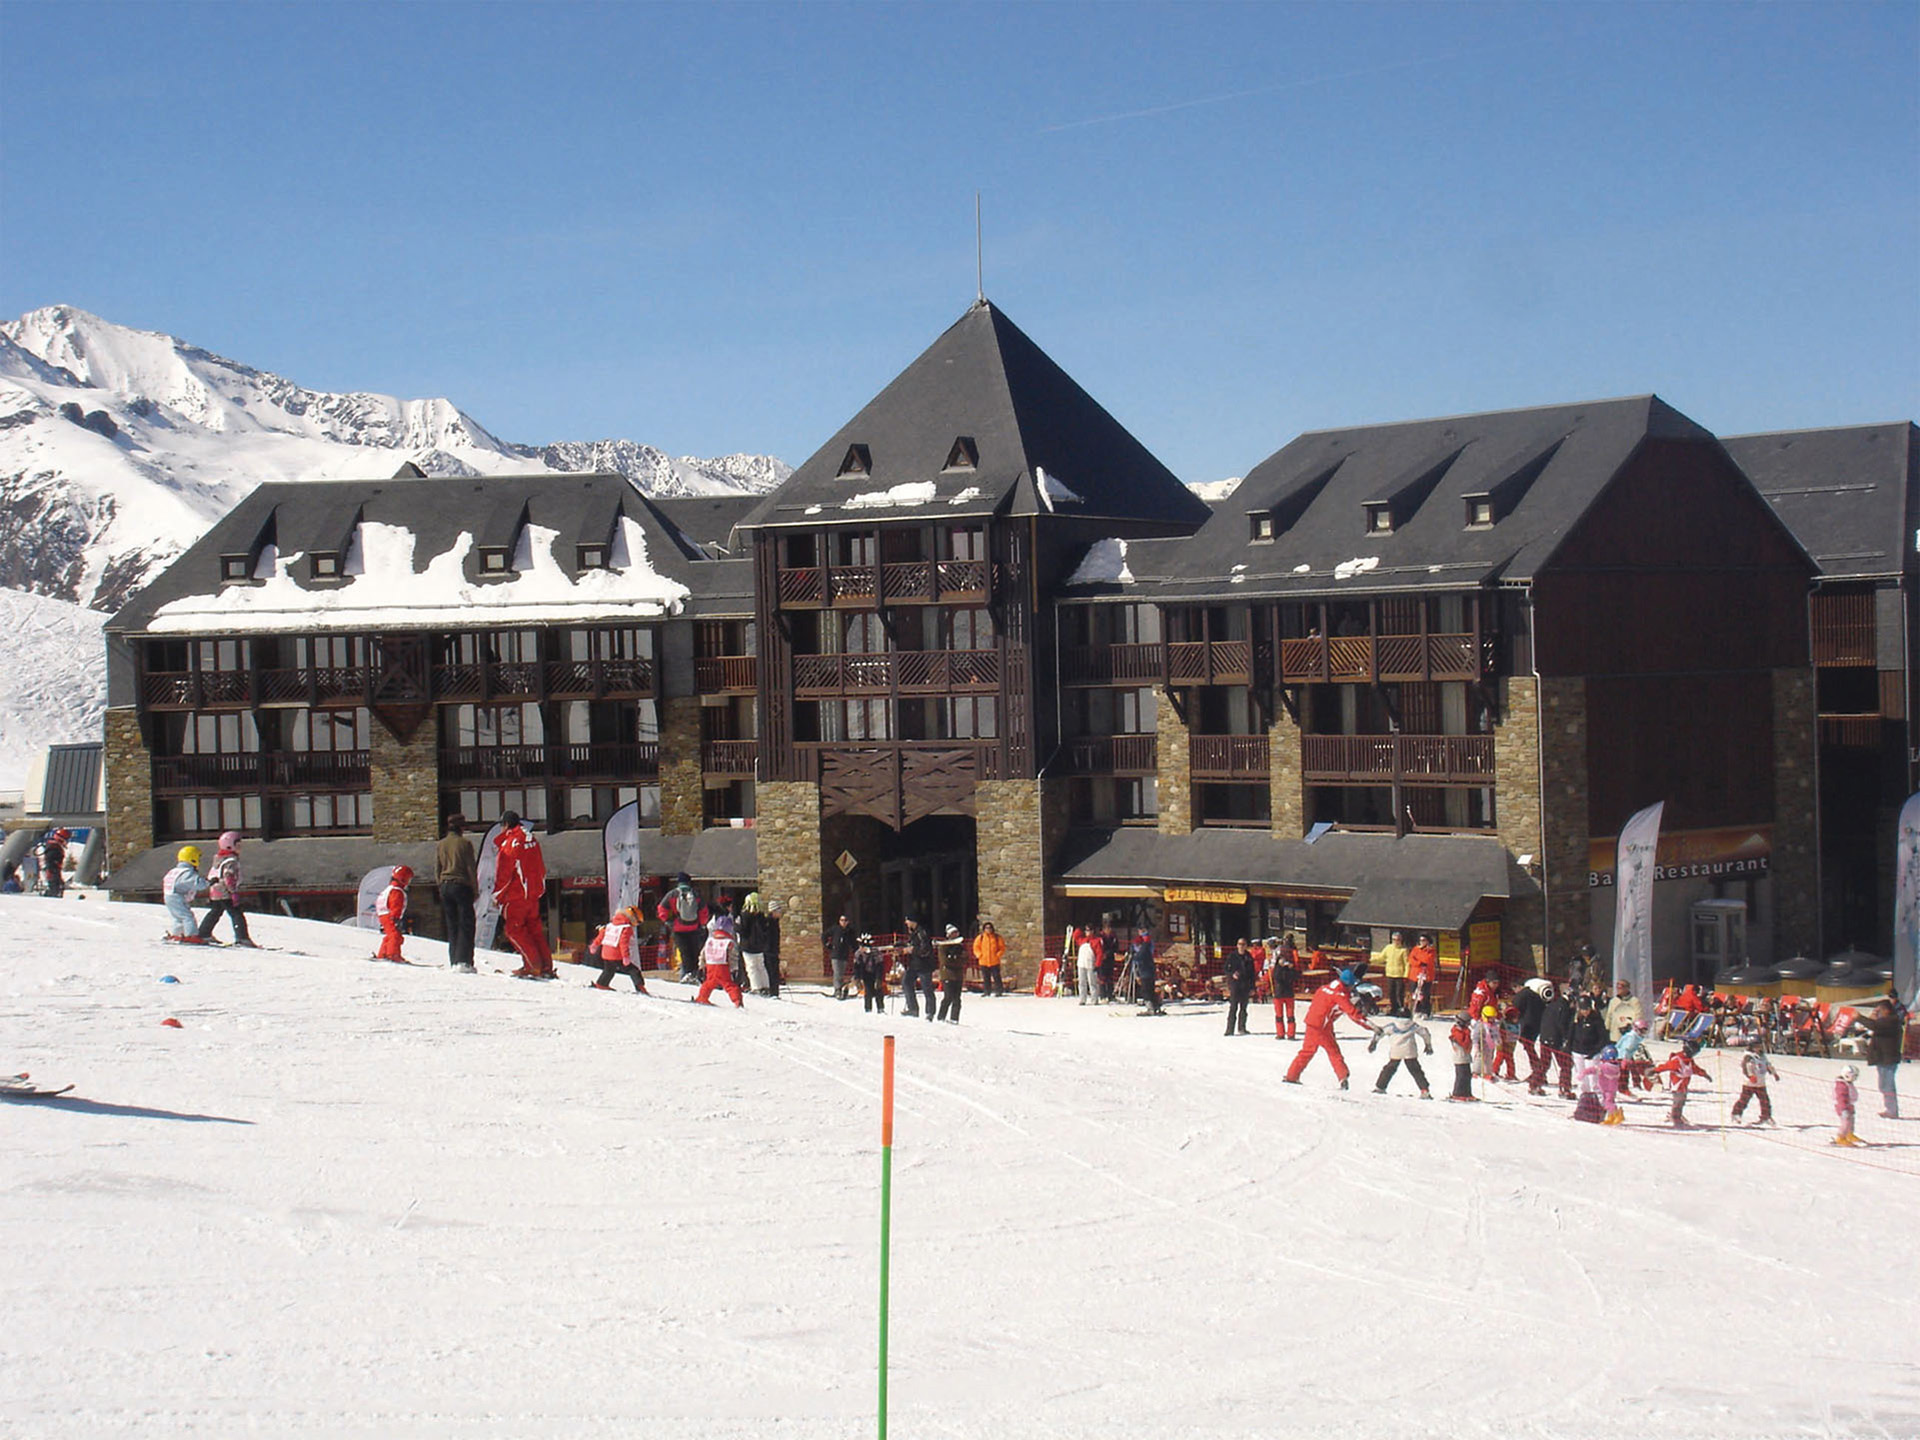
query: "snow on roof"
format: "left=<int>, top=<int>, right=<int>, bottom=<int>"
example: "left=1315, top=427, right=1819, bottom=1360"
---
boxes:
left=946, top=486, right=985, bottom=506
left=146, top=517, right=688, bottom=634
left=1036, top=466, right=1083, bottom=513
left=1065, top=538, right=1133, bottom=586
left=1332, top=556, right=1381, bottom=581
left=843, top=481, right=937, bottom=511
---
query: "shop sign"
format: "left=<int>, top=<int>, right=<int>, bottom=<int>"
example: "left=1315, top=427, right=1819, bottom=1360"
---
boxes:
left=1165, top=886, right=1248, bottom=906
left=1467, top=920, right=1501, bottom=965
left=1587, top=826, right=1770, bottom=887
left=561, top=877, right=605, bottom=891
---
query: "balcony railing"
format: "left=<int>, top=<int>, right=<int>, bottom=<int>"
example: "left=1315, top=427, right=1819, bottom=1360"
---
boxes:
left=153, top=750, right=371, bottom=793
left=1189, top=734, right=1270, bottom=778
left=1061, top=734, right=1158, bottom=774
left=1061, top=642, right=1165, bottom=685
left=792, top=651, right=1000, bottom=694
left=777, top=558, right=992, bottom=609
left=701, top=740, right=759, bottom=776
left=1818, top=713, right=1882, bottom=748
left=1810, top=593, right=1875, bottom=667
left=543, top=657, right=655, bottom=698
left=1278, top=633, right=1482, bottom=684
left=1300, top=733, right=1495, bottom=784
left=694, top=655, right=758, bottom=691
left=1167, top=640, right=1252, bottom=685
left=439, top=743, right=660, bottom=784
left=141, top=669, right=265, bottom=710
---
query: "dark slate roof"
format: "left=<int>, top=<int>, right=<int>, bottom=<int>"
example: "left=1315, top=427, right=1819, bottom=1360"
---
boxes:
left=740, top=300, right=1211, bottom=532
left=1724, top=423, right=1918, bottom=582
left=1119, top=395, right=1717, bottom=600
left=30, top=742, right=104, bottom=818
left=108, top=473, right=737, bottom=633
left=105, top=827, right=757, bottom=892
left=646, top=494, right=762, bottom=558
left=1056, top=828, right=1530, bottom=925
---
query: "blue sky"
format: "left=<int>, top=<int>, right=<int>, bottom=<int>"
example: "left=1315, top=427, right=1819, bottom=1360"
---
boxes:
left=3, top=1, right=1915, bottom=482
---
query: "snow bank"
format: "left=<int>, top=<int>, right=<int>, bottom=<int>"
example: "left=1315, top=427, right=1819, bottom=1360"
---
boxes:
left=1, top=900, right=1913, bottom=1439
left=0, top=587, right=105, bottom=791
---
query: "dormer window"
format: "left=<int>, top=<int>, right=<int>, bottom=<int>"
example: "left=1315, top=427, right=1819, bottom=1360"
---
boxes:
left=310, top=552, right=342, bottom=579
left=479, top=546, right=512, bottom=575
left=837, top=444, right=872, bottom=478
left=220, top=554, right=252, bottom=582
left=1464, top=494, right=1495, bottom=529
left=577, top=543, right=608, bottom=571
left=1364, top=503, right=1394, bottom=535
left=943, top=437, right=978, bottom=472
left=1248, top=513, right=1275, bottom=544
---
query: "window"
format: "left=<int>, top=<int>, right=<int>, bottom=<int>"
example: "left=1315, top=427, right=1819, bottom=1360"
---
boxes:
left=947, top=608, right=995, bottom=650
left=1464, top=495, right=1495, bottom=529
left=479, top=547, right=511, bottom=574
left=837, top=443, right=872, bottom=478
left=1364, top=504, right=1394, bottom=535
left=943, top=526, right=987, bottom=561
left=943, top=437, right=978, bottom=471
left=220, top=554, right=252, bottom=582
left=1249, top=513, right=1275, bottom=543
left=577, top=544, right=608, bottom=570
left=310, top=551, right=341, bottom=578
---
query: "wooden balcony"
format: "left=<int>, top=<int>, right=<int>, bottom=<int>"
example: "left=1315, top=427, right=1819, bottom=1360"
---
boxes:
left=544, top=657, right=655, bottom=699
left=1278, top=633, right=1481, bottom=684
left=694, top=656, right=757, bottom=692
left=1818, top=714, right=1883, bottom=748
left=1810, top=592, right=1874, bottom=667
left=701, top=739, right=759, bottom=776
left=1167, top=640, right=1252, bottom=685
left=791, top=650, right=1000, bottom=695
left=153, top=750, right=371, bottom=794
left=1301, top=733, right=1496, bottom=784
left=1060, top=642, right=1165, bottom=685
left=797, top=740, right=1006, bottom=825
left=776, top=558, right=991, bottom=609
left=141, top=669, right=260, bottom=711
left=439, top=742, right=660, bottom=784
left=1188, top=734, right=1270, bottom=779
left=1060, top=734, right=1158, bottom=775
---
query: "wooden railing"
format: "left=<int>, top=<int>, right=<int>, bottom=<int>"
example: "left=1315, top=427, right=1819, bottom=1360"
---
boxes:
left=792, top=651, right=1000, bottom=694
left=1300, top=733, right=1495, bottom=783
left=1166, top=640, right=1252, bottom=684
left=440, top=743, right=659, bottom=784
left=694, top=656, right=757, bottom=691
left=777, top=567, right=825, bottom=606
left=701, top=740, right=759, bottom=775
left=1061, top=734, right=1158, bottom=774
left=142, top=669, right=266, bottom=710
left=544, top=657, right=655, bottom=697
left=1188, top=734, right=1270, bottom=778
left=1278, top=634, right=1481, bottom=683
left=776, top=558, right=991, bottom=608
left=1060, top=642, right=1165, bottom=684
left=153, top=750, right=371, bottom=793
left=1811, top=593, right=1875, bottom=667
left=1818, top=714, right=1882, bottom=748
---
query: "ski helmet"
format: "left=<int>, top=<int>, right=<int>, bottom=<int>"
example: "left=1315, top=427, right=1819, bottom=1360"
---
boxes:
left=218, top=830, right=240, bottom=851
left=391, top=865, right=414, bottom=885
left=1338, top=968, right=1356, bottom=987
left=1840, top=1065, right=1859, bottom=1082
left=177, top=845, right=202, bottom=867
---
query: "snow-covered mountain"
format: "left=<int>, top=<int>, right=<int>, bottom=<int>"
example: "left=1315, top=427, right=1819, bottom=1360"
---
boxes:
left=0, top=306, right=792, bottom=612
left=0, top=587, right=106, bottom=792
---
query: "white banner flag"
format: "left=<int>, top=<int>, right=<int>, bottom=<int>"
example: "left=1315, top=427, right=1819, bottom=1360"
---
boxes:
left=1895, top=791, right=1920, bottom=1011
left=474, top=822, right=506, bottom=952
left=356, top=866, right=395, bottom=930
left=603, top=801, right=642, bottom=922
left=1611, top=801, right=1664, bottom=1025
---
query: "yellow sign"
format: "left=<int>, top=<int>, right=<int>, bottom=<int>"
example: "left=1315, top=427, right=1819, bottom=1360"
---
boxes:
left=1438, top=933, right=1461, bottom=962
left=1165, top=887, right=1248, bottom=906
left=1468, top=920, right=1501, bottom=966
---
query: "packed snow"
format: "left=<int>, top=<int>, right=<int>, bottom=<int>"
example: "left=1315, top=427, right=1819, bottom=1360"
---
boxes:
left=3, top=899, right=1915, bottom=1439
left=1064, top=538, right=1134, bottom=586
left=843, top=481, right=937, bottom=510
left=1332, top=556, right=1381, bottom=580
left=0, top=588, right=105, bottom=791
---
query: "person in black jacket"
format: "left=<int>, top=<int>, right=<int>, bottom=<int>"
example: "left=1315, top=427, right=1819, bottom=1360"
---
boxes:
left=827, top=914, right=855, bottom=1001
left=1223, top=939, right=1256, bottom=1036
left=1270, top=939, right=1300, bottom=1040
left=1567, top=995, right=1609, bottom=1097
left=901, top=918, right=937, bottom=1023
left=1855, top=998, right=1907, bottom=1119
left=1514, top=978, right=1548, bottom=1072
left=1130, top=930, right=1165, bottom=1015
left=1530, top=986, right=1576, bottom=1098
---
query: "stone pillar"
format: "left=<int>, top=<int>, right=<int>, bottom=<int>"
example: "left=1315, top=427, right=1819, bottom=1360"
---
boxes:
left=369, top=718, right=440, bottom=844
left=1269, top=704, right=1304, bottom=839
left=658, top=695, right=704, bottom=837
left=758, top=779, right=824, bottom=978
left=1156, top=686, right=1192, bottom=835
left=1770, top=666, right=1819, bottom=960
left=976, top=778, right=1069, bottom=989
left=103, top=707, right=153, bottom=881
left=1536, top=677, right=1591, bottom=971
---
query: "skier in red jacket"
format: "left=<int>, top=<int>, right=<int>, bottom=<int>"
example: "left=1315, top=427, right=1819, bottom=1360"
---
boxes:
left=492, top=812, right=553, bottom=979
left=1283, top=969, right=1380, bottom=1089
left=374, top=864, right=412, bottom=963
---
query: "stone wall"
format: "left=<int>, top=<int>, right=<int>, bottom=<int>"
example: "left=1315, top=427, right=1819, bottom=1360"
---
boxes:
left=757, top=779, right=823, bottom=980
left=976, top=778, right=1069, bottom=989
left=1490, top=674, right=1592, bottom=973
left=1269, top=703, right=1304, bottom=839
left=658, top=695, right=704, bottom=837
left=369, top=719, right=440, bottom=844
left=1156, top=687, right=1191, bottom=835
left=1770, top=666, right=1820, bottom=959
left=103, top=706, right=153, bottom=880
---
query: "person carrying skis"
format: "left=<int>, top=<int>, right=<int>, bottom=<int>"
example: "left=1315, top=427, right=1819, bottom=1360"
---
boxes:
left=1269, top=936, right=1300, bottom=1040
left=1370, top=1011, right=1434, bottom=1098
left=1282, top=969, right=1381, bottom=1089
left=1730, top=1042, right=1778, bottom=1125
left=1407, top=934, right=1438, bottom=1017
left=195, top=830, right=254, bottom=946
left=1833, top=1064, right=1861, bottom=1146
left=692, top=914, right=744, bottom=1008
left=1652, top=1043, right=1712, bottom=1128
left=1223, top=939, right=1256, bottom=1036
left=374, top=865, right=413, bottom=963
left=657, top=872, right=709, bottom=983
left=492, top=812, right=552, bottom=979
left=589, top=905, right=650, bottom=993
left=163, top=845, right=205, bottom=941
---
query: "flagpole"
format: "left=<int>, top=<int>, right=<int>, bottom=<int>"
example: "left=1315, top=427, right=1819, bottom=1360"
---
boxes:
left=879, top=1034, right=895, bottom=1440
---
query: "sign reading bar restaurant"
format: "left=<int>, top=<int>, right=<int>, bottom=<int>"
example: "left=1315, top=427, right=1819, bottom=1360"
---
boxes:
left=1588, top=826, right=1770, bottom=887
left=1165, top=886, right=1249, bottom=906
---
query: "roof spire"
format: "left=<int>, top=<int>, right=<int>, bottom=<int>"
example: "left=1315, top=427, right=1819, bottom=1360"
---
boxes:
left=975, top=191, right=984, bottom=306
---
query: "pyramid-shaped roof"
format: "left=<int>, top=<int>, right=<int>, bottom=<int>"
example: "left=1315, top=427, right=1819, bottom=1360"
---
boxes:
left=741, top=301, right=1210, bottom=531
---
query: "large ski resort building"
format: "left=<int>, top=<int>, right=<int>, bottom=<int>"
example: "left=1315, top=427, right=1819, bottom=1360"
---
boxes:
left=101, top=302, right=1916, bottom=982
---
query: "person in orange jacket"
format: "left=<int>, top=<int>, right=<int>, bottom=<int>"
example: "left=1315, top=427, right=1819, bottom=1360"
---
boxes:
left=972, top=921, right=1008, bottom=996
left=375, top=865, right=412, bottom=963
left=492, top=812, right=552, bottom=979
left=1407, top=934, right=1438, bottom=1017
left=1282, top=969, right=1381, bottom=1089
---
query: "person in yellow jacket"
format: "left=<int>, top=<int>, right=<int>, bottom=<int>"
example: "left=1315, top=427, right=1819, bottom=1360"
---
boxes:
left=973, top=920, right=1008, bottom=996
left=1373, top=930, right=1411, bottom=1015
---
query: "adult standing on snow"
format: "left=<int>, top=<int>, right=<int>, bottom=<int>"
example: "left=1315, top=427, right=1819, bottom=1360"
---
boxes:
left=973, top=920, right=1007, bottom=996
left=1270, top=937, right=1300, bottom=1040
left=374, top=865, right=413, bottom=963
left=901, top=918, right=937, bottom=1022
left=1515, top=977, right=1549, bottom=1072
left=1407, top=934, right=1438, bottom=1017
left=827, top=914, right=857, bottom=1000
left=1131, top=929, right=1165, bottom=1015
left=1604, top=979, right=1640, bottom=1041
left=37, top=828, right=69, bottom=899
left=195, top=831, right=254, bottom=946
left=162, top=845, right=205, bottom=941
left=1223, top=939, right=1256, bottom=1036
left=936, top=924, right=967, bottom=1024
left=492, top=812, right=552, bottom=979
left=1076, top=929, right=1100, bottom=1006
left=1531, top=985, right=1576, bottom=1098
left=1373, top=930, right=1411, bottom=1015
left=764, top=900, right=784, bottom=998
left=1370, top=1011, right=1435, bottom=1098
left=1854, top=998, right=1906, bottom=1119
left=736, top=892, right=774, bottom=994
left=437, top=814, right=478, bottom=972
left=657, top=872, right=709, bottom=983
left=1282, top=970, right=1380, bottom=1089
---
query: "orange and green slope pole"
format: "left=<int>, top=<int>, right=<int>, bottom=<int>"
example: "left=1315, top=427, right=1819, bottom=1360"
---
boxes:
left=879, top=1033, right=895, bottom=1440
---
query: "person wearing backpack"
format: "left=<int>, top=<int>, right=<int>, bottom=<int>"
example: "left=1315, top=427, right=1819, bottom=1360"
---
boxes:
left=657, top=872, right=709, bottom=983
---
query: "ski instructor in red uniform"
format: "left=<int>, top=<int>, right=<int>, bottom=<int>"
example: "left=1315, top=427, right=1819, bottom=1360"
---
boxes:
left=1283, top=967, right=1380, bottom=1089
left=492, top=811, right=553, bottom=978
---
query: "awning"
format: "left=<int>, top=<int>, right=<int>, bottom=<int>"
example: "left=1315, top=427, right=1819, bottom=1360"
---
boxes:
left=1335, top=876, right=1491, bottom=933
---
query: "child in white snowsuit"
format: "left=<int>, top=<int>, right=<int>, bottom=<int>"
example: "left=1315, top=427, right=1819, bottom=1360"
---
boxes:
left=163, top=847, right=205, bottom=939
left=1370, top=1013, right=1434, bottom=1098
left=1834, top=1066, right=1861, bottom=1146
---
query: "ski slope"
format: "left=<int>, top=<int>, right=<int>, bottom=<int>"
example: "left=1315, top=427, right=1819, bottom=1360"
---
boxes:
left=1, top=899, right=1914, bottom=1439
